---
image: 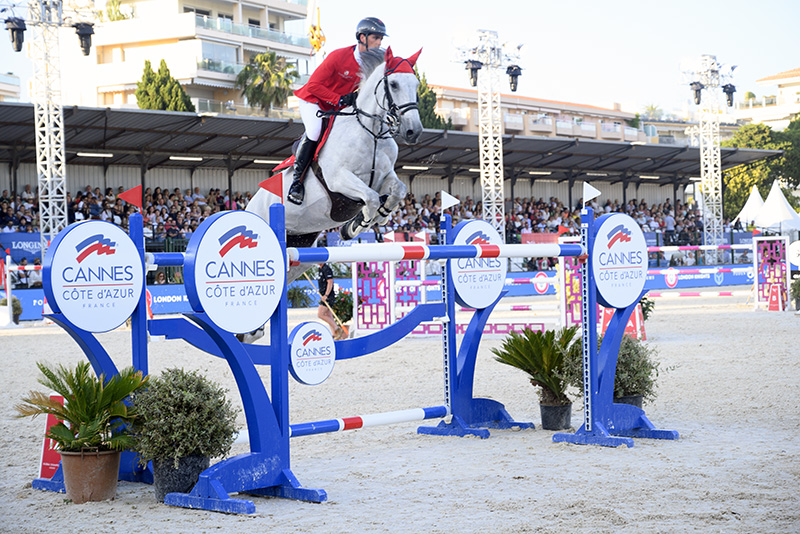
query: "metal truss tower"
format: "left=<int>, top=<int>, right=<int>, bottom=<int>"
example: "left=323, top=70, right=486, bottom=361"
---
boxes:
left=29, top=0, right=69, bottom=255
left=474, top=31, right=505, bottom=238
left=461, top=30, right=520, bottom=240
left=694, top=55, right=726, bottom=263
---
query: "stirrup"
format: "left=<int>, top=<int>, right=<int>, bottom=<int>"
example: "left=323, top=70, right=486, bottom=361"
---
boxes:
left=287, top=181, right=304, bottom=205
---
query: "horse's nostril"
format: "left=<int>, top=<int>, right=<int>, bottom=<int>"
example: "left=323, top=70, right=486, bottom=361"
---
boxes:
left=406, top=130, right=415, bottom=138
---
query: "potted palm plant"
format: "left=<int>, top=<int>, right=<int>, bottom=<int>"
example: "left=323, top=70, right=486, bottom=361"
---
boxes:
left=15, top=361, right=148, bottom=504
left=130, top=367, right=238, bottom=502
left=491, top=326, right=580, bottom=430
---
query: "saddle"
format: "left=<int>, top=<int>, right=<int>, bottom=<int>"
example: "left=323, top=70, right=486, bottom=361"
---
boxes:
left=271, top=116, right=334, bottom=173
left=271, top=115, right=365, bottom=223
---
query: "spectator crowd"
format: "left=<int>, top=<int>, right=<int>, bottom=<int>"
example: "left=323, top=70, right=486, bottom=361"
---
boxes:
left=2, top=182, right=738, bottom=284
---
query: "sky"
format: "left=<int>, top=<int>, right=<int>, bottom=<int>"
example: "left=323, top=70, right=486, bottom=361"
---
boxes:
left=2, top=0, right=799, bottom=115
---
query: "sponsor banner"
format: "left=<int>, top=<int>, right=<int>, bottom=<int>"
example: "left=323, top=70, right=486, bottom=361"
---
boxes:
left=44, top=221, right=144, bottom=332
left=39, top=395, right=64, bottom=479
left=644, top=266, right=752, bottom=290
left=185, top=211, right=284, bottom=334
left=592, top=213, right=648, bottom=309
left=325, top=232, right=377, bottom=247
left=0, top=232, right=43, bottom=262
left=288, top=321, right=336, bottom=385
left=147, top=284, right=192, bottom=315
left=449, top=220, right=507, bottom=310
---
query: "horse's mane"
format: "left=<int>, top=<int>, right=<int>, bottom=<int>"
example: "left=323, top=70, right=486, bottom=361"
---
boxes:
left=358, top=47, right=386, bottom=89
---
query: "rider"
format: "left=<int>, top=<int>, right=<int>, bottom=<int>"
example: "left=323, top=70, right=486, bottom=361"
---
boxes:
left=288, top=17, right=388, bottom=205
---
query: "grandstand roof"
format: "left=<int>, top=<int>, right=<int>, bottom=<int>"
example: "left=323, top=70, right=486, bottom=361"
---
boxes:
left=0, top=102, right=782, bottom=190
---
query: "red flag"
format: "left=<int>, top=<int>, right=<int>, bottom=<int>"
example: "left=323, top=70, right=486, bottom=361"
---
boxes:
left=557, top=225, right=569, bottom=236
left=752, top=228, right=762, bottom=236
left=259, top=174, right=283, bottom=203
left=118, top=185, right=142, bottom=209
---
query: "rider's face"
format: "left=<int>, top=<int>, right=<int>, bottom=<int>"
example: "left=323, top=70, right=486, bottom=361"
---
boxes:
left=359, top=33, right=383, bottom=51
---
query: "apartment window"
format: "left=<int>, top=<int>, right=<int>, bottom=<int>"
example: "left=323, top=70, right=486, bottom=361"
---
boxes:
left=184, top=7, right=211, bottom=16
left=248, top=18, right=260, bottom=27
left=201, top=41, right=237, bottom=64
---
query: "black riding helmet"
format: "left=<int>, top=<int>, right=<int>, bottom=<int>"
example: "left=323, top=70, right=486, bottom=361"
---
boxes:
left=355, top=17, right=388, bottom=41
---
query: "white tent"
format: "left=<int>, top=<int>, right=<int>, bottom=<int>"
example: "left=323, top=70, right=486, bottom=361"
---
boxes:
left=752, top=181, right=800, bottom=232
left=733, top=185, right=764, bottom=226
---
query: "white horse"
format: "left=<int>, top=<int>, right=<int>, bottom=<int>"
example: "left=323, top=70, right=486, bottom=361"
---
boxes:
left=247, top=46, right=423, bottom=267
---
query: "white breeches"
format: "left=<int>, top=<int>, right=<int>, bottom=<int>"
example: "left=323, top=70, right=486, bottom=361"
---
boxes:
left=298, top=99, right=323, bottom=141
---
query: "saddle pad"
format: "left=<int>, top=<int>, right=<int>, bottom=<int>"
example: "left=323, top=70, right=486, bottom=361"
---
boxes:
left=271, top=115, right=335, bottom=173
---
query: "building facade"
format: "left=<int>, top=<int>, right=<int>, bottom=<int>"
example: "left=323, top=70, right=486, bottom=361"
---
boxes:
left=733, top=67, right=800, bottom=131
left=0, top=73, right=21, bottom=102
left=60, top=0, right=313, bottom=116
left=431, top=85, right=647, bottom=143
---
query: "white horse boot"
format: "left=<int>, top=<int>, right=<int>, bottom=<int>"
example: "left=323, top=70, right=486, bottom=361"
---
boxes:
left=287, top=135, right=319, bottom=205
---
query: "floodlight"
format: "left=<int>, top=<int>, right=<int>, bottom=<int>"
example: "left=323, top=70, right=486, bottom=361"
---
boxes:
left=465, top=60, right=482, bottom=87
left=5, top=17, right=26, bottom=52
left=506, top=64, right=522, bottom=92
left=73, top=23, right=94, bottom=56
left=690, top=81, right=704, bottom=105
left=722, top=84, right=736, bottom=107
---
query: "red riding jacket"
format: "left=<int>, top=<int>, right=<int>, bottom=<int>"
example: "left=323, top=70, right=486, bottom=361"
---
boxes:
left=294, top=45, right=361, bottom=111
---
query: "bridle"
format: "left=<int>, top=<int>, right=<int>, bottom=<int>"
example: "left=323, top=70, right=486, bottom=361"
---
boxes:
left=317, top=60, right=419, bottom=187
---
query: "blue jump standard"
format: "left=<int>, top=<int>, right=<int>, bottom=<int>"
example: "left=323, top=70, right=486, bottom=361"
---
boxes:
left=31, top=204, right=679, bottom=515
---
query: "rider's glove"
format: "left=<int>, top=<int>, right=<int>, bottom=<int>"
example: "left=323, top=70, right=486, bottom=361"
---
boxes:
left=338, top=92, right=357, bottom=108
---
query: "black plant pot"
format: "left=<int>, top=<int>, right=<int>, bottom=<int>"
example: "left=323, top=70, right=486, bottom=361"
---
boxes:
left=12, top=314, right=20, bottom=324
left=614, top=394, right=644, bottom=408
left=152, top=455, right=210, bottom=502
left=539, top=402, right=571, bottom=430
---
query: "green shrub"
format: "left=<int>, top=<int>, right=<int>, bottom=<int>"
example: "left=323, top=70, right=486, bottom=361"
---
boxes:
left=562, top=334, right=662, bottom=402
left=0, top=295, right=22, bottom=316
left=131, top=368, right=238, bottom=469
left=330, top=289, right=354, bottom=324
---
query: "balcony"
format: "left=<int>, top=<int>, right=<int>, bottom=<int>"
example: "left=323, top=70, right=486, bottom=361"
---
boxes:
left=555, top=120, right=573, bottom=136
left=441, top=108, right=468, bottom=127
left=195, top=15, right=311, bottom=48
left=504, top=113, right=524, bottom=132
left=575, top=122, right=597, bottom=138
left=528, top=116, right=553, bottom=134
left=599, top=123, right=622, bottom=140
left=196, top=98, right=300, bottom=119
left=624, top=126, right=640, bottom=141
left=196, top=59, right=309, bottom=84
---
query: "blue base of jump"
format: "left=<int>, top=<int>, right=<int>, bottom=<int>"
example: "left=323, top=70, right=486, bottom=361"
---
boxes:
left=553, top=293, right=679, bottom=448
left=417, top=398, right=534, bottom=439
left=164, top=463, right=326, bottom=513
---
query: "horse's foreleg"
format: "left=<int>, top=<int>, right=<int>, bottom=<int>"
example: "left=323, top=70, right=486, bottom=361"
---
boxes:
left=372, top=172, right=407, bottom=226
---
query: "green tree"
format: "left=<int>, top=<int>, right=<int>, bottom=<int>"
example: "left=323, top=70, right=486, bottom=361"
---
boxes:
left=744, top=91, right=756, bottom=102
left=99, top=0, right=130, bottom=22
left=135, top=59, right=195, bottom=112
left=416, top=71, right=451, bottom=130
left=721, top=123, right=788, bottom=218
left=641, top=104, right=663, bottom=120
left=235, top=52, right=298, bottom=116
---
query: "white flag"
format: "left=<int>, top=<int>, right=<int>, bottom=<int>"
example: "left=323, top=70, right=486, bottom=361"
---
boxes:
left=583, top=182, right=601, bottom=204
left=440, top=190, right=460, bottom=211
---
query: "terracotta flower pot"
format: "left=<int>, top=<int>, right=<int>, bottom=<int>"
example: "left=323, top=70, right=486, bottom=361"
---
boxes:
left=59, top=449, right=121, bottom=504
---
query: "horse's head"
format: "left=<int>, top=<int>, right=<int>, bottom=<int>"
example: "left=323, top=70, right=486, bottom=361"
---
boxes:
left=382, top=47, right=423, bottom=144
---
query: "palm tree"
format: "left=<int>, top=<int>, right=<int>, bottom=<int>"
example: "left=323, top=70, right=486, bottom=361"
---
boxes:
left=642, top=104, right=663, bottom=121
left=236, top=52, right=299, bottom=117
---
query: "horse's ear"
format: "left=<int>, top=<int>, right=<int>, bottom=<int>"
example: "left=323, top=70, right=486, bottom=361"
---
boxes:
left=385, top=46, right=394, bottom=63
left=407, top=48, right=423, bottom=68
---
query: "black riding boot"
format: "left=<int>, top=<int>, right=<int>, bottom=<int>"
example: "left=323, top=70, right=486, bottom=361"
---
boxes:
left=287, top=136, right=319, bottom=205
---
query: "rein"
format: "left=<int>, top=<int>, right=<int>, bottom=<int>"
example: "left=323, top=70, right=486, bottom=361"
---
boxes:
left=316, top=66, right=418, bottom=188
